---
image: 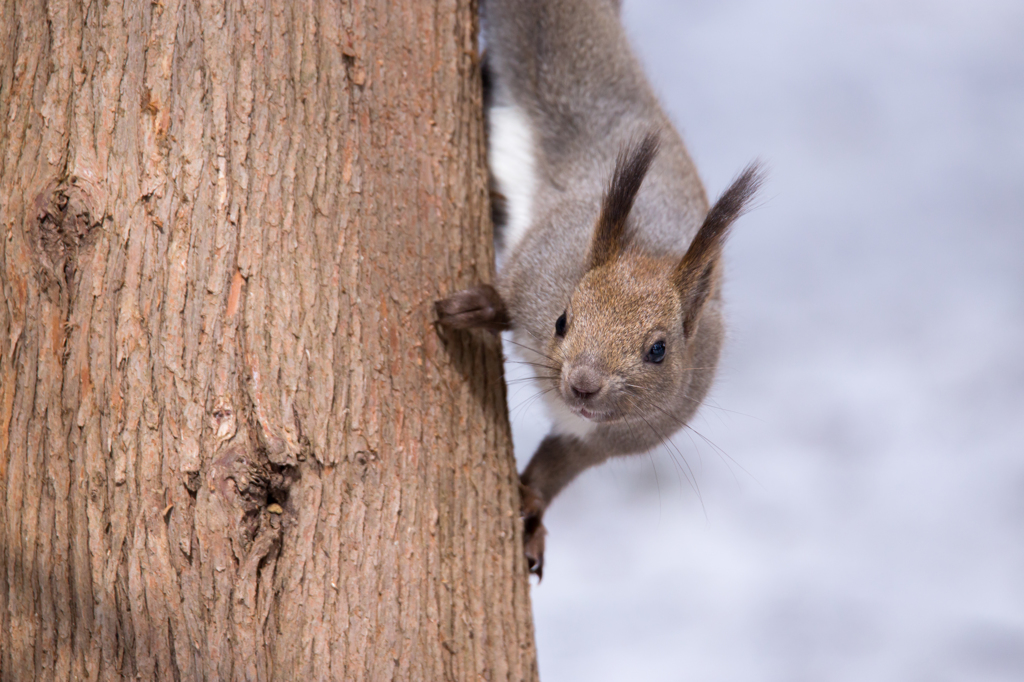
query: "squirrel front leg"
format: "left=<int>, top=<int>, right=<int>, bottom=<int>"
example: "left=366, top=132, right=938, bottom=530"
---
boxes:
left=435, top=284, right=512, bottom=332
left=519, top=434, right=611, bottom=578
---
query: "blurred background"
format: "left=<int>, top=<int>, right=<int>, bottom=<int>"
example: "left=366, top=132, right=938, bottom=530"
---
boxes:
left=505, top=1, right=1024, bottom=680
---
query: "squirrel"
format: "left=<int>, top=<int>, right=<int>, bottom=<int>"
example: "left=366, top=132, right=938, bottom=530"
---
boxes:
left=436, top=0, right=763, bottom=578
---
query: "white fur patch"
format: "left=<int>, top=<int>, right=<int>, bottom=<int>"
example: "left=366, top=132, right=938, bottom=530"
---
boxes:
left=543, top=391, right=598, bottom=440
left=488, top=104, right=537, bottom=255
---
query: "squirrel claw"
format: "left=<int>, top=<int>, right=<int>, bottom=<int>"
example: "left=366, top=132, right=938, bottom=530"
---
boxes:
left=523, top=525, right=545, bottom=581
left=519, top=481, right=547, bottom=580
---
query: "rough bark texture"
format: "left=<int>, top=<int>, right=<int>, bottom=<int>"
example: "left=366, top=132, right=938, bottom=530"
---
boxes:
left=0, top=0, right=538, bottom=679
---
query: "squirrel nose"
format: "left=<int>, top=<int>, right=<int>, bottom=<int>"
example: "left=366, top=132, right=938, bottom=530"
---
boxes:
left=568, top=366, right=604, bottom=400
left=572, top=385, right=596, bottom=400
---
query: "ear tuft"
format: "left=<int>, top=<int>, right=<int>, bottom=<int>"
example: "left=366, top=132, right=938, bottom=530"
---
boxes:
left=675, top=161, right=765, bottom=335
left=589, top=132, right=661, bottom=270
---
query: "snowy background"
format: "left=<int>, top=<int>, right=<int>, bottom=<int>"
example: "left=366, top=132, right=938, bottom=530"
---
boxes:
left=506, top=1, right=1024, bottom=680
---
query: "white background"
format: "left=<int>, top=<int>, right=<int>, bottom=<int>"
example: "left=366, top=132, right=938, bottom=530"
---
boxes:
left=507, top=1, right=1024, bottom=680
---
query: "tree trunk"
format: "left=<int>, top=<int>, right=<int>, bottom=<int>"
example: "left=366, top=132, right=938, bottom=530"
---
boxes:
left=0, top=0, right=538, bottom=679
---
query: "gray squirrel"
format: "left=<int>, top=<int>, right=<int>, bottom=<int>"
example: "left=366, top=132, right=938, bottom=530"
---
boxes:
left=436, top=0, right=762, bottom=577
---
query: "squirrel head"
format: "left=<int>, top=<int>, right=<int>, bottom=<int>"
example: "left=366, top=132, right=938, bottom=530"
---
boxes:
left=545, top=133, right=763, bottom=424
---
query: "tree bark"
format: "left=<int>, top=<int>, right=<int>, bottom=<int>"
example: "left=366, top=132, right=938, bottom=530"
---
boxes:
left=0, top=0, right=538, bottom=679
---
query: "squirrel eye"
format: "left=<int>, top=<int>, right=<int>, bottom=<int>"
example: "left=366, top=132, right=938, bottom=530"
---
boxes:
left=646, top=340, right=666, bottom=363
left=555, top=310, right=567, bottom=337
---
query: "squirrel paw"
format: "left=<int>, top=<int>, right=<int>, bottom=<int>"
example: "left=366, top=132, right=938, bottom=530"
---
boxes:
left=435, top=285, right=511, bottom=332
left=520, top=482, right=547, bottom=580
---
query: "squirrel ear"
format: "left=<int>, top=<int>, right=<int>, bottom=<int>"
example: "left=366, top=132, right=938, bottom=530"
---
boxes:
left=674, top=162, right=764, bottom=337
left=589, top=132, right=660, bottom=270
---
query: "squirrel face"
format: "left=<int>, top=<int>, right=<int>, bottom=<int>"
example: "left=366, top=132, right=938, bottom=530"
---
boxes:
left=548, top=253, right=690, bottom=423
left=538, top=133, right=762, bottom=425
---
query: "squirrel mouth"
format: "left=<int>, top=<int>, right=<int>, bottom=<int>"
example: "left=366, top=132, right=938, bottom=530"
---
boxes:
left=577, top=407, right=611, bottom=422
